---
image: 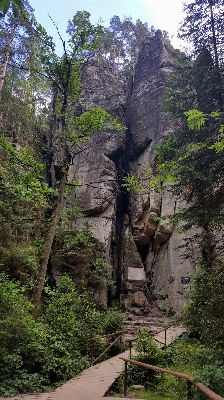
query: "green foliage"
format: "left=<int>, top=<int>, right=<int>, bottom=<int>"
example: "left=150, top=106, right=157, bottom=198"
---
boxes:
left=0, top=137, right=55, bottom=204
left=54, top=219, right=116, bottom=296
left=114, top=335, right=224, bottom=400
left=122, top=174, right=143, bottom=191
left=41, top=276, right=99, bottom=381
left=164, top=335, right=202, bottom=372
left=179, top=261, right=224, bottom=345
left=101, top=307, right=123, bottom=335
left=42, top=276, right=123, bottom=380
left=150, top=49, right=224, bottom=244
left=127, top=327, right=165, bottom=389
left=75, top=106, right=126, bottom=134
left=0, top=137, right=52, bottom=286
left=94, top=15, right=156, bottom=86
left=92, top=258, right=115, bottom=291
left=0, top=273, right=49, bottom=396
left=135, top=327, right=162, bottom=358
left=193, top=346, right=224, bottom=399
left=178, top=0, right=224, bottom=79
left=55, top=206, right=92, bottom=256
left=184, top=109, right=221, bottom=131
left=0, top=273, right=123, bottom=395
left=1, top=244, right=40, bottom=289
left=64, top=106, right=126, bottom=151
left=147, top=163, right=177, bottom=192
left=0, top=0, right=23, bottom=17
left=184, top=109, right=207, bottom=131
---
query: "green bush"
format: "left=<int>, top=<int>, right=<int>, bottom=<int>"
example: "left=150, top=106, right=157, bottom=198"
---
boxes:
left=102, top=307, right=123, bottom=335
left=127, top=327, right=165, bottom=389
left=41, top=275, right=103, bottom=381
left=0, top=273, right=123, bottom=395
left=42, top=276, right=123, bottom=380
left=180, top=261, right=224, bottom=345
left=0, top=273, right=49, bottom=396
left=91, top=258, right=115, bottom=292
left=192, top=346, right=224, bottom=399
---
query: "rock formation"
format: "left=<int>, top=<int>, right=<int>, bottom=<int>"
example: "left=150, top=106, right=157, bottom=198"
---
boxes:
left=58, top=31, right=200, bottom=314
left=124, top=31, right=199, bottom=314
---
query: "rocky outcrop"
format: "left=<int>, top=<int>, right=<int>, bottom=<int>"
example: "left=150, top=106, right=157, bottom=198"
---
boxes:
left=65, top=58, right=126, bottom=308
left=125, top=31, right=199, bottom=314
left=60, top=32, right=200, bottom=314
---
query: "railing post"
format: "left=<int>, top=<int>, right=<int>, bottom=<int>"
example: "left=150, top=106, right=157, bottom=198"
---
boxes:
left=165, top=329, right=167, bottom=347
left=120, top=334, right=122, bottom=354
left=124, top=361, right=128, bottom=398
left=91, top=339, right=94, bottom=366
left=186, top=380, right=192, bottom=400
left=129, top=340, right=132, bottom=356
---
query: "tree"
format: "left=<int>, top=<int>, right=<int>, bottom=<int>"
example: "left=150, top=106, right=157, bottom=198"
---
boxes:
left=148, top=3, right=224, bottom=256
left=93, top=16, right=154, bottom=86
left=193, top=48, right=221, bottom=112
left=179, top=0, right=224, bottom=109
left=0, top=272, right=123, bottom=395
left=180, top=261, right=224, bottom=344
left=152, top=70, right=224, bottom=260
left=145, top=0, right=224, bottom=343
left=29, top=12, right=125, bottom=314
left=0, top=137, right=54, bottom=289
left=0, top=0, right=24, bottom=17
left=0, top=2, right=35, bottom=101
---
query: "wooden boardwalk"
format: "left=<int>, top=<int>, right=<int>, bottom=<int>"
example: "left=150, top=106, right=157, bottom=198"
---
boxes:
left=1, top=326, right=185, bottom=400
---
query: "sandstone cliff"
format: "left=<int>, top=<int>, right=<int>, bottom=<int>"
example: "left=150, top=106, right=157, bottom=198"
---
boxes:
left=56, top=31, right=200, bottom=314
left=124, top=30, right=199, bottom=314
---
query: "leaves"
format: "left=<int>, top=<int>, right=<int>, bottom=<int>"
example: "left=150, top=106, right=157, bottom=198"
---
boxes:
left=184, top=109, right=206, bottom=130
left=75, top=107, right=126, bottom=135
left=0, top=137, right=55, bottom=205
left=0, top=0, right=23, bottom=17
left=121, top=174, right=143, bottom=191
left=0, top=273, right=123, bottom=394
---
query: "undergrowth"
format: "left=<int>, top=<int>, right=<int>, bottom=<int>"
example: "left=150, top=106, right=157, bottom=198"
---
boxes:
left=0, top=273, right=123, bottom=396
left=111, top=328, right=224, bottom=400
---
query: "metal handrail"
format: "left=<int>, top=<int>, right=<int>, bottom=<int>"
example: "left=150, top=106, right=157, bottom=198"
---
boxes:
left=119, top=356, right=224, bottom=400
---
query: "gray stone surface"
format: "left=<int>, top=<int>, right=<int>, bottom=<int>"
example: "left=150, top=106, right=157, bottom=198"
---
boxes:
left=124, top=32, right=200, bottom=313
left=128, top=267, right=145, bottom=281
left=60, top=33, right=201, bottom=315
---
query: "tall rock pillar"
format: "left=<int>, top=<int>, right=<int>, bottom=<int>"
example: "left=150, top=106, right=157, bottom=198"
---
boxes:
left=124, top=31, right=198, bottom=314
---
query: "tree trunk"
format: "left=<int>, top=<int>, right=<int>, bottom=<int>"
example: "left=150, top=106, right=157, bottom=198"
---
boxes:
left=0, top=19, right=15, bottom=101
left=32, top=61, right=70, bottom=315
left=32, top=171, right=67, bottom=316
left=208, top=0, right=223, bottom=110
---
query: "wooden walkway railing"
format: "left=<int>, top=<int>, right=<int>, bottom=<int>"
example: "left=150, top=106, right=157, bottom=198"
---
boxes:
left=120, top=356, right=224, bottom=400
left=86, top=325, right=184, bottom=366
left=86, top=331, right=123, bottom=365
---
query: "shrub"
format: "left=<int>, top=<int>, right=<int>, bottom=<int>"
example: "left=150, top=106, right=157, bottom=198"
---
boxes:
left=127, top=327, right=165, bottom=389
left=42, top=276, right=123, bottom=380
left=192, top=346, right=224, bottom=399
left=0, top=273, right=124, bottom=394
left=0, top=273, right=49, bottom=396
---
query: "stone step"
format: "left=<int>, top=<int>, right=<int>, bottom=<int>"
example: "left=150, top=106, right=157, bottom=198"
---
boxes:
left=123, top=320, right=168, bottom=326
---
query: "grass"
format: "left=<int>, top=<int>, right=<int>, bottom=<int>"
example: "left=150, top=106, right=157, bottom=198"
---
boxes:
left=111, top=335, right=202, bottom=400
left=112, top=375, right=186, bottom=399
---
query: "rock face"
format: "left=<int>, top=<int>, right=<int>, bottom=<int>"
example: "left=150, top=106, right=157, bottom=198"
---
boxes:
left=66, top=58, right=126, bottom=308
left=125, top=31, right=199, bottom=314
left=65, top=32, right=200, bottom=314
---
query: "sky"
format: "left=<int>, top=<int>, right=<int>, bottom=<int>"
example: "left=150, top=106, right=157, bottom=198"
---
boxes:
left=29, top=0, right=187, bottom=55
